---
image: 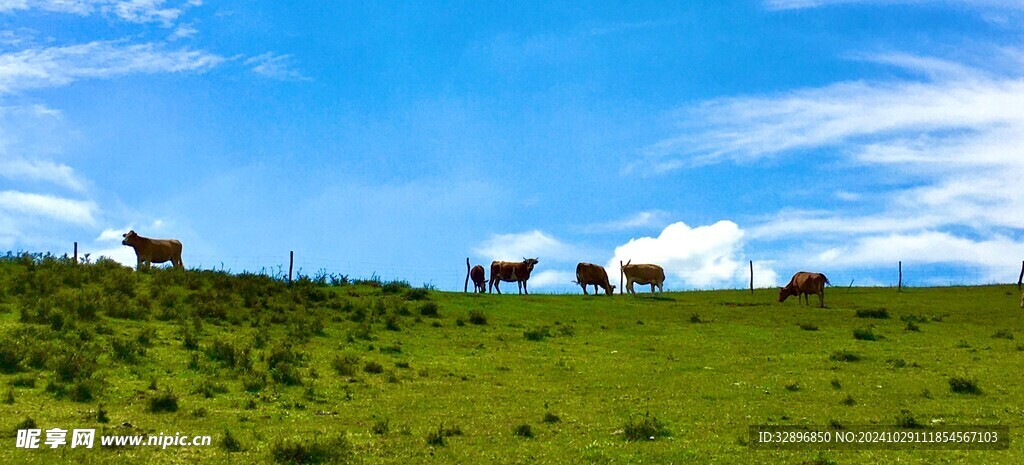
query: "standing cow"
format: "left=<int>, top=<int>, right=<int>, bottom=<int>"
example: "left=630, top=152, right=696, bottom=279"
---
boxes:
left=576, top=262, right=615, bottom=295
left=121, top=230, right=184, bottom=271
left=470, top=265, right=486, bottom=293
left=778, top=271, right=830, bottom=308
left=621, top=260, right=665, bottom=295
left=489, top=258, right=539, bottom=295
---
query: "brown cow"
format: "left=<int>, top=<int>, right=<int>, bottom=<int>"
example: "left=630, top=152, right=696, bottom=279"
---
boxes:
left=778, top=271, right=830, bottom=308
left=121, top=230, right=184, bottom=271
left=575, top=262, right=615, bottom=295
left=489, top=258, right=539, bottom=295
left=470, top=265, right=486, bottom=293
left=621, top=260, right=665, bottom=294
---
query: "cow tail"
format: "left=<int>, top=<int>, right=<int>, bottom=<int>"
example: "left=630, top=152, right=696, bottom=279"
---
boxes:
left=824, top=275, right=831, bottom=286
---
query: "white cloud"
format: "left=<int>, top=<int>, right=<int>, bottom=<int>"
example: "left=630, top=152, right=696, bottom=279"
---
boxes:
left=0, top=40, right=224, bottom=93
left=526, top=269, right=577, bottom=289
left=0, top=190, right=96, bottom=225
left=0, top=0, right=196, bottom=26
left=809, top=231, right=1024, bottom=282
left=606, top=220, right=770, bottom=289
left=474, top=230, right=575, bottom=262
left=244, top=52, right=309, bottom=82
left=0, top=157, right=86, bottom=191
left=647, top=45, right=1024, bottom=284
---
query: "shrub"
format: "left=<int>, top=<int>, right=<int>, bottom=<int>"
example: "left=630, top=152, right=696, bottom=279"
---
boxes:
left=798, top=323, right=818, bottom=331
left=53, top=352, right=97, bottom=383
left=372, top=418, right=389, bottom=436
left=271, top=434, right=353, bottom=464
left=905, top=321, right=921, bottom=332
left=543, top=412, right=561, bottom=423
left=829, top=350, right=861, bottom=362
left=853, top=328, right=879, bottom=341
left=513, top=424, right=533, bottom=438
left=689, top=314, right=704, bottom=324
left=381, top=280, right=411, bottom=295
left=855, top=308, right=889, bottom=319
left=111, top=336, right=145, bottom=363
left=895, top=410, right=925, bottom=429
left=97, top=404, right=109, bottom=423
left=992, top=329, right=1014, bottom=340
left=623, top=412, right=669, bottom=441
left=149, top=390, right=179, bottom=413
left=0, top=339, right=24, bottom=373
left=10, top=375, right=35, bottom=388
left=468, top=310, right=487, bottom=325
left=332, top=354, right=361, bottom=377
left=243, top=373, right=267, bottom=393
left=425, top=424, right=463, bottom=447
left=404, top=288, right=429, bottom=301
left=841, top=395, right=856, bottom=406
left=949, top=377, right=981, bottom=395
left=221, top=429, right=244, bottom=453
left=785, top=382, right=801, bottom=392
left=523, top=327, right=551, bottom=341
left=418, top=302, right=440, bottom=318
left=193, top=380, right=229, bottom=398
left=363, top=361, right=384, bottom=374
left=271, top=363, right=303, bottom=386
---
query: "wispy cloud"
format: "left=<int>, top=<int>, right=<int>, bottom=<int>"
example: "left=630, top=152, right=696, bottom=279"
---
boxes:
left=0, top=158, right=86, bottom=191
left=0, top=40, right=223, bottom=93
left=0, top=190, right=96, bottom=225
left=0, top=0, right=198, bottom=26
left=650, top=46, right=1024, bottom=280
left=244, top=52, right=309, bottom=82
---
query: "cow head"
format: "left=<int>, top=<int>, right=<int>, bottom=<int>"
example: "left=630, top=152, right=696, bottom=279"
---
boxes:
left=778, top=286, right=795, bottom=303
left=605, top=284, right=616, bottom=296
left=523, top=257, right=539, bottom=272
left=122, top=230, right=139, bottom=246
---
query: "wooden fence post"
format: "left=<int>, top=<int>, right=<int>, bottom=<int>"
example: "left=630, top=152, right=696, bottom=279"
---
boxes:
left=749, top=260, right=754, bottom=294
left=73, top=242, right=78, bottom=264
left=1017, top=261, right=1023, bottom=291
left=288, top=251, right=294, bottom=284
left=898, top=261, right=902, bottom=292
left=465, top=258, right=470, bottom=293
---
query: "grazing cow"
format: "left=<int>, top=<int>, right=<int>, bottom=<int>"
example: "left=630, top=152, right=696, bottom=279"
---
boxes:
left=778, top=271, right=830, bottom=308
left=121, top=230, right=184, bottom=271
left=575, top=262, right=615, bottom=295
left=489, top=258, right=539, bottom=295
left=621, top=260, right=665, bottom=295
left=470, top=265, right=486, bottom=293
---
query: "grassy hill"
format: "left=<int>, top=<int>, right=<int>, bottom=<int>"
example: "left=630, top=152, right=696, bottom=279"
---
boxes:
left=0, top=253, right=1021, bottom=464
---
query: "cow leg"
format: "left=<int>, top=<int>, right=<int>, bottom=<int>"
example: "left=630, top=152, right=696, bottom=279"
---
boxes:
left=819, top=291, right=825, bottom=308
left=522, top=281, right=528, bottom=295
left=650, top=283, right=655, bottom=293
left=581, top=283, right=588, bottom=295
left=627, top=280, right=635, bottom=295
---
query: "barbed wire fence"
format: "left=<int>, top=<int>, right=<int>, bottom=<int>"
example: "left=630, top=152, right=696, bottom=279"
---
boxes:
left=57, top=242, right=1024, bottom=294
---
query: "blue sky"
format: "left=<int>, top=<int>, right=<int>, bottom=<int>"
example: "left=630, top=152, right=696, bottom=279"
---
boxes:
left=2, top=0, right=1024, bottom=291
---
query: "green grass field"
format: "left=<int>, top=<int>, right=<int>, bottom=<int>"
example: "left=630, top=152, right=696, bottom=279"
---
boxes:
left=0, top=253, right=1021, bottom=464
